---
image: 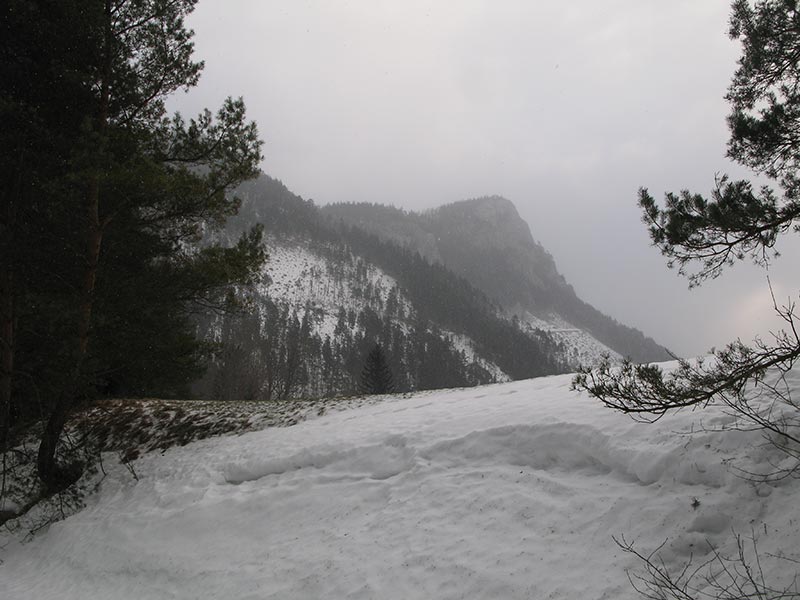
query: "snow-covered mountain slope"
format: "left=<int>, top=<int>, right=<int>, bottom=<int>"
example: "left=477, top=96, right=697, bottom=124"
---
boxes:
left=259, top=235, right=610, bottom=376
left=519, top=311, right=622, bottom=366
left=226, top=175, right=662, bottom=377
left=261, top=237, right=403, bottom=340
left=3, top=367, right=797, bottom=599
left=259, top=236, right=604, bottom=378
left=322, top=194, right=671, bottom=364
left=262, top=237, right=511, bottom=381
left=195, top=232, right=526, bottom=401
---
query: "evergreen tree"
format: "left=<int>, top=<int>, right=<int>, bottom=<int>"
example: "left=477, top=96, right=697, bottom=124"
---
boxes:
left=360, top=343, right=395, bottom=395
left=1, top=1, right=264, bottom=490
left=574, top=0, right=800, bottom=475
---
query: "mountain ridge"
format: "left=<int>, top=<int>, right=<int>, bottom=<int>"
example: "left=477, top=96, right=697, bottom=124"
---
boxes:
left=197, top=173, right=670, bottom=402
left=321, top=194, right=671, bottom=363
left=196, top=174, right=570, bottom=401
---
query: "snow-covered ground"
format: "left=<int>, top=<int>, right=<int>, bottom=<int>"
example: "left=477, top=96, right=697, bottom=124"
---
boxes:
left=2, top=369, right=799, bottom=599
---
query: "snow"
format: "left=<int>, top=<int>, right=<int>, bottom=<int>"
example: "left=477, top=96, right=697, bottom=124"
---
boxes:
left=259, top=237, right=407, bottom=341
left=257, top=237, right=511, bottom=381
left=3, top=368, right=799, bottom=599
left=519, top=311, right=621, bottom=367
left=446, top=332, right=511, bottom=383
left=254, top=238, right=600, bottom=376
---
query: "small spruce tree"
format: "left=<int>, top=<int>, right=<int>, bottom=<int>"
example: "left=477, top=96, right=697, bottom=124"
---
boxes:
left=360, top=343, right=395, bottom=395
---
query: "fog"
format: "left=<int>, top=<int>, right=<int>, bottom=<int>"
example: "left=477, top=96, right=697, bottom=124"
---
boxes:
left=170, top=0, right=800, bottom=358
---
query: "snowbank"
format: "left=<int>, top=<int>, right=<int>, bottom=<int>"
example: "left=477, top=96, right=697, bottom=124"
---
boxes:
left=2, top=372, right=798, bottom=599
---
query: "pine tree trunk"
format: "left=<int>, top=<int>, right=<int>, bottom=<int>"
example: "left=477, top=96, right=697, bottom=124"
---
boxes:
left=1, top=151, right=21, bottom=452
left=35, top=386, right=75, bottom=490
left=0, top=255, right=13, bottom=452
left=36, top=0, right=111, bottom=491
left=36, top=181, right=103, bottom=491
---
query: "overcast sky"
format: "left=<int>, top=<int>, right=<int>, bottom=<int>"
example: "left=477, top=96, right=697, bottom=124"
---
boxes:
left=171, top=0, right=800, bottom=358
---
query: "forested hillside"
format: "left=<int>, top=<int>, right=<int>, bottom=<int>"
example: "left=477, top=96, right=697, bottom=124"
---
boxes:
left=196, top=174, right=569, bottom=400
left=321, top=199, right=671, bottom=363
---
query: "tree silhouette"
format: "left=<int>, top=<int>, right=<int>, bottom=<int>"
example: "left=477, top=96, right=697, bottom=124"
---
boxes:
left=360, top=343, right=395, bottom=395
left=573, top=0, right=800, bottom=474
left=2, top=0, right=263, bottom=491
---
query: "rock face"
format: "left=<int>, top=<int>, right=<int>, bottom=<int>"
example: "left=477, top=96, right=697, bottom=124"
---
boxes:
left=323, top=195, right=672, bottom=364
left=424, top=196, right=567, bottom=312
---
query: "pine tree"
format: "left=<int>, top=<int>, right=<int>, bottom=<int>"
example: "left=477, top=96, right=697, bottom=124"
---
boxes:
left=2, top=1, right=264, bottom=491
left=571, top=4, right=800, bottom=594
left=574, top=0, right=800, bottom=478
left=360, top=343, right=395, bottom=395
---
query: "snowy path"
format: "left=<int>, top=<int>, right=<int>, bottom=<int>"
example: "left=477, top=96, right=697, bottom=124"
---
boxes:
left=2, top=373, right=798, bottom=599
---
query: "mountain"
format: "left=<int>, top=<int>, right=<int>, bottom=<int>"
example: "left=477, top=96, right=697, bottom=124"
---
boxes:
left=321, top=196, right=671, bottom=364
left=194, top=173, right=668, bottom=401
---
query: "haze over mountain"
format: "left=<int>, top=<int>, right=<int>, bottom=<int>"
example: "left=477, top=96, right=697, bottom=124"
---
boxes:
left=171, top=1, right=789, bottom=359
left=196, top=173, right=669, bottom=401
left=321, top=194, right=671, bottom=364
